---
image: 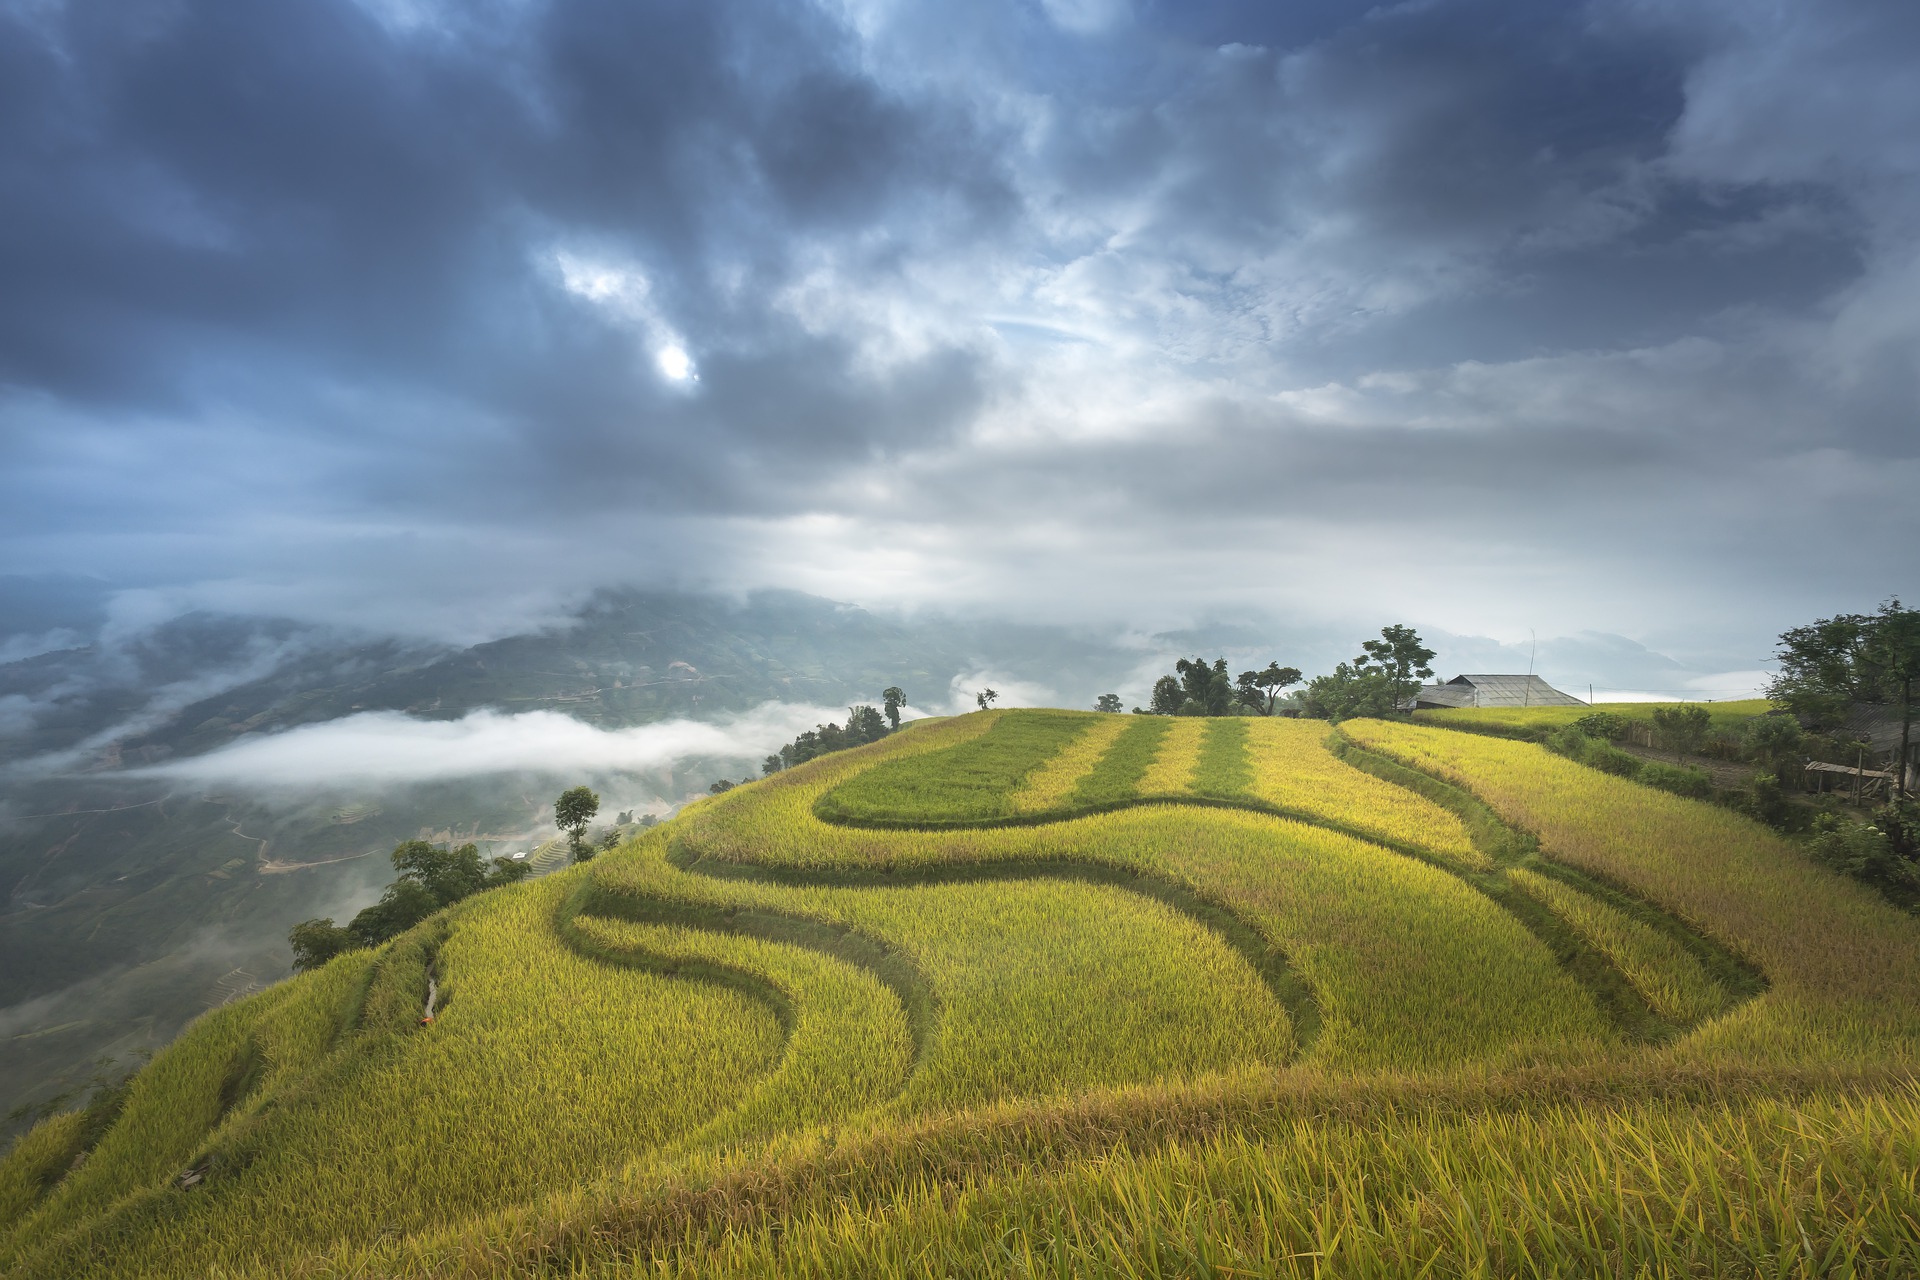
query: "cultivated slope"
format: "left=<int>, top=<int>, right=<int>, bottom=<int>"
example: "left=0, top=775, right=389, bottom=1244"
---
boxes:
left=3, top=710, right=1917, bottom=1277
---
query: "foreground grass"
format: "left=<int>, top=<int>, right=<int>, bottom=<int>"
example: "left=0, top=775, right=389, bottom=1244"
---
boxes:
left=636, top=1086, right=1920, bottom=1279
left=304, top=1064, right=1920, bottom=1278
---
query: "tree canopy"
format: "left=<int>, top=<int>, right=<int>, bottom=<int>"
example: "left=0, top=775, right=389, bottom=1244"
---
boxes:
left=554, top=785, right=600, bottom=861
left=1770, top=598, right=1919, bottom=796
left=288, top=839, right=529, bottom=972
left=763, top=701, right=897, bottom=775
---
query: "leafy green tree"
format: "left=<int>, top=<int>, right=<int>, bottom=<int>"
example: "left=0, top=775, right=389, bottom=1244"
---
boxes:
left=389, top=838, right=487, bottom=905
left=975, top=688, right=999, bottom=710
left=287, top=838, right=528, bottom=970
left=847, top=704, right=888, bottom=744
left=882, top=687, right=906, bottom=730
left=1148, top=675, right=1182, bottom=715
left=1237, top=662, right=1304, bottom=715
left=1743, top=715, right=1805, bottom=781
left=289, top=919, right=355, bottom=973
left=1651, top=705, right=1712, bottom=763
left=1094, top=693, right=1123, bottom=713
left=1354, top=624, right=1436, bottom=711
left=1173, top=657, right=1234, bottom=716
left=555, top=785, right=600, bottom=862
left=1302, top=663, right=1400, bottom=722
left=763, top=753, right=783, bottom=777
left=1773, top=600, right=1920, bottom=797
left=347, top=878, right=439, bottom=947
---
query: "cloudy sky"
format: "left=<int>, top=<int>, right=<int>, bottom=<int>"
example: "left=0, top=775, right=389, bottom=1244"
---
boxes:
left=3, top=0, right=1915, bottom=656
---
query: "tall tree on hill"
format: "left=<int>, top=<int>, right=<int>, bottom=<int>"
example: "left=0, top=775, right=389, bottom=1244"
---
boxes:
left=555, top=786, right=600, bottom=862
left=882, top=686, right=906, bottom=730
left=1771, top=599, right=1920, bottom=797
left=1094, top=693, right=1124, bottom=713
left=975, top=688, right=998, bottom=710
left=1354, top=625, right=1436, bottom=711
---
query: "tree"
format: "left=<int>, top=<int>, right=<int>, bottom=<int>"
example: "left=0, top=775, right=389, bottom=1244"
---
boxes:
left=763, top=753, right=783, bottom=777
left=1171, top=657, right=1233, bottom=716
left=1651, top=704, right=1711, bottom=763
left=1743, top=715, right=1805, bottom=783
left=709, top=779, right=735, bottom=794
left=1236, top=662, right=1303, bottom=715
left=1148, top=675, right=1183, bottom=715
left=1094, top=693, right=1123, bottom=713
left=289, top=919, right=355, bottom=972
left=554, top=785, right=600, bottom=862
left=1770, top=599, right=1920, bottom=797
left=485, top=853, right=531, bottom=887
left=1302, top=663, right=1400, bottom=722
left=975, top=688, right=999, bottom=710
left=1867, top=602, right=1920, bottom=798
left=347, top=878, right=439, bottom=947
left=1354, top=624, right=1436, bottom=711
left=389, top=839, right=487, bottom=906
left=847, top=704, right=888, bottom=744
left=882, top=687, right=906, bottom=730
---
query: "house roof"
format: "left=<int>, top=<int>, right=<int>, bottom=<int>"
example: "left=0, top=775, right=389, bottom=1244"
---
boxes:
left=1411, top=685, right=1477, bottom=709
left=1428, top=674, right=1587, bottom=708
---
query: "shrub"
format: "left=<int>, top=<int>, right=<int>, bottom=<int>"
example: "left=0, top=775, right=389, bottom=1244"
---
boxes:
left=1572, top=712, right=1629, bottom=741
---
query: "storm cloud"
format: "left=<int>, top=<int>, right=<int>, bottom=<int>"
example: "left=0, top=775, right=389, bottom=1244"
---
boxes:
left=2, top=0, right=1914, bottom=647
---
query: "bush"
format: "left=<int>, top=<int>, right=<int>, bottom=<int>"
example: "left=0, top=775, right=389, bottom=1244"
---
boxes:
left=1637, top=760, right=1714, bottom=799
left=1736, top=773, right=1799, bottom=830
left=1546, top=727, right=1642, bottom=779
left=1571, top=712, right=1628, bottom=741
left=1806, top=813, right=1920, bottom=893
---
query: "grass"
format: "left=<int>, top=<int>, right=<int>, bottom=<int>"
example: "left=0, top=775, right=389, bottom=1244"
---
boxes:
left=9, top=706, right=1919, bottom=1278
left=567, top=914, right=913, bottom=1146
left=1245, top=718, right=1487, bottom=870
left=814, top=710, right=1089, bottom=826
left=613, top=1085, right=1920, bottom=1279
left=641, top=725, right=1614, bottom=1072
left=1415, top=698, right=1775, bottom=739
left=1068, top=716, right=1170, bottom=808
left=1135, top=717, right=1208, bottom=795
left=1507, top=865, right=1731, bottom=1024
left=1009, top=713, right=1133, bottom=814
left=1341, top=717, right=1920, bottom=1058
left=1, top=879, right=790, bottom=1279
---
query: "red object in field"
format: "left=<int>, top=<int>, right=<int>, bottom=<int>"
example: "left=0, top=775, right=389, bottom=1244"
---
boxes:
left=419, top=1016, right=433, bottom=1025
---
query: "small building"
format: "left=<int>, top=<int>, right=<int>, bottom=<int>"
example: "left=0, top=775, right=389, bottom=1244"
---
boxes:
left=1409, top=674, right=1587, bottom=710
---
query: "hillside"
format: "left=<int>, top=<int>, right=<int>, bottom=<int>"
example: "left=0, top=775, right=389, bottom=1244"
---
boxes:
left=2, top=709, right=1917, bottom=1276
left=2, top=590, right=1133, bottom=1123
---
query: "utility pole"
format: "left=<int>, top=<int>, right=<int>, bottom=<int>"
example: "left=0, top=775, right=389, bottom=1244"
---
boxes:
left=1525, top=630, right=1535, bottom=707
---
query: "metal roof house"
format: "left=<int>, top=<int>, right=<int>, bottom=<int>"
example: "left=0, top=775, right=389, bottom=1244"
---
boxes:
left=1410, top=674, right=1587, bottom=710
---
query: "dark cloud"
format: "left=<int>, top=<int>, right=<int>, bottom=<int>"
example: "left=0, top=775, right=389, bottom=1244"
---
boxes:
left=0, top=0, right=1914, bottom=648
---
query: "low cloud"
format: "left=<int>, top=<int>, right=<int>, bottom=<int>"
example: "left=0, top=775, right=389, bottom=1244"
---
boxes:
left=133, top=702, right=856, bottom=789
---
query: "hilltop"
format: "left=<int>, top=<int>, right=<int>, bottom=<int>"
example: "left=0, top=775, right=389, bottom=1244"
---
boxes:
left=2, top=707, right=1917, bottom=1276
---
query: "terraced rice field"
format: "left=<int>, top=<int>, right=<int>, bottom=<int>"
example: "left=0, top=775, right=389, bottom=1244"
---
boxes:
left=6, top=708, right=1918, bottom=1279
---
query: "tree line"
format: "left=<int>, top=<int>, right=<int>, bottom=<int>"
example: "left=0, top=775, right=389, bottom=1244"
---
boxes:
left=1096, top=623, right=1432, bottom=721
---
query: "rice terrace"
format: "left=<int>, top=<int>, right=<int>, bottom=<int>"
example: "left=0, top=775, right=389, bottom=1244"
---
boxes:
left=3, top=704, right=1919, bottom=1277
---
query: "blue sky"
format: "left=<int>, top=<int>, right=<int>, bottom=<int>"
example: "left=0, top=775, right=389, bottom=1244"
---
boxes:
left=2, top=0, right=1915, bottom=655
